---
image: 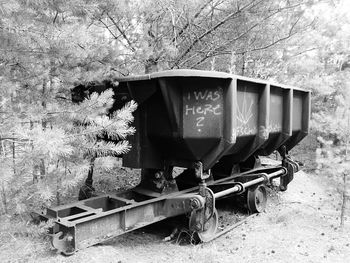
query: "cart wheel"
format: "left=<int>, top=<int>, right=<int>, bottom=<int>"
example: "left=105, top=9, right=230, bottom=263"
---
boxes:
left=189, top=209, right=218, bottom=242
left=247, top=185, right=267, bottom=213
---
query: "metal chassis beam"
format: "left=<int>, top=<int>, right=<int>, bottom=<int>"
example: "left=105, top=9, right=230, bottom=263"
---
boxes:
left=44, top=165, right=286, bottom=255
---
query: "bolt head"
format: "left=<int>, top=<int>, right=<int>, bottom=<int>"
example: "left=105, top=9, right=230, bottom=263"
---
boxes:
left=190, top=198, right=200, bottom=209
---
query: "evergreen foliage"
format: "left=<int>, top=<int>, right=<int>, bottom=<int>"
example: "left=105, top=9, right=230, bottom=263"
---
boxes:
left=0, top=0, right=137, bottom=213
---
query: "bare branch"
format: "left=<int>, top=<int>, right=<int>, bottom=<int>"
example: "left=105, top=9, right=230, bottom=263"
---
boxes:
left=106, top=13, right=136, bottom=52
left=248, top=14, right=302, bottom=53
left=190, top=26, right=300, bottom=69
left=98, top=18, right=121, bottom=41
left=53, top=11, right=59, bottom=24
left=171, top=0, right=264, bottom=68
left=183, top=7, right=283, bottom=68
left=188, top=4, right=309, bottom=69
left=291, top=47, right=318, bottom=57
left=172, top=0, right=213, bottom=43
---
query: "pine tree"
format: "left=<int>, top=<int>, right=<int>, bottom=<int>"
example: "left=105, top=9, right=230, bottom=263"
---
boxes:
left=0, top=1, right=137, bottom=213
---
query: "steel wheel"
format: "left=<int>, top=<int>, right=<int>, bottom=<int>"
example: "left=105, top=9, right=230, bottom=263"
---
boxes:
left=247, top=185, right=267, bottom=213
left=189, top=209, right=218, bottom=242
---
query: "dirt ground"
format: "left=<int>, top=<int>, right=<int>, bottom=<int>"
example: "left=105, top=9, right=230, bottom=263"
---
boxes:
left=1, top=170, right=349, bottom=263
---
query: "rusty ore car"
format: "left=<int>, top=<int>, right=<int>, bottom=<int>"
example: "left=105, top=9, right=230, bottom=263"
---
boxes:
left=39, top=69, right=310, bottom=255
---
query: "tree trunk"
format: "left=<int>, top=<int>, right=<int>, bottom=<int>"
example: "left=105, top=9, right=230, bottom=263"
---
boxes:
left=39, top=79, right=48, bottom=181
left=340, top=173, right=347, bottom=228
left=78, top=157, right=97, bottom=200
left=241, top=52, right=246, bottom=76
left=340, top=112, right=350, bottom=228
left=1, top=181, right=8, bottom=214
left=56, top=184, right=61, bottom=206
left=12, top=133, right=15, bottom=175
left=56, top=160, right=61, bottom=206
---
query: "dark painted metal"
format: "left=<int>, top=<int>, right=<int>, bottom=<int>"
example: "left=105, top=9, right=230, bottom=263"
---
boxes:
left=114, top=69, right=310, bottom=171
left=43, top=165, right=287, bottom=254
left=44, top=192, right=206, bottom=255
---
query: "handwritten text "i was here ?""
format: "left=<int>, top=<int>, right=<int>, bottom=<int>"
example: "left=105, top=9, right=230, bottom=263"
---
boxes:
left=184, top=89, right=223, bottom=132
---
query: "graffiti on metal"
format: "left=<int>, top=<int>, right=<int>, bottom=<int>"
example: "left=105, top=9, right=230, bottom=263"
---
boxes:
left=258, top=124, right=282, bottom=139
left=236, top=91, right=257, bottom=136
left=268, top=123, right=282, bottom=133
left=259, top=126, right=269, bottom=140
left=183, top=88, right=223, bottom=133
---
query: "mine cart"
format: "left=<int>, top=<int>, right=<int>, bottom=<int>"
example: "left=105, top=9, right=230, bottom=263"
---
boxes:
left=40, top=70, right=310, bottom=255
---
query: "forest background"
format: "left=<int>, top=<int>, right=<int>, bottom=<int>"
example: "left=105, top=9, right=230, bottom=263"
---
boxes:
left=0, top=0, right=349, bottom=225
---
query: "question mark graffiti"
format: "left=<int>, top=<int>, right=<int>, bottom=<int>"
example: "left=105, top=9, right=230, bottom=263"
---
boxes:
left=196, top=116, right=205, bottom=132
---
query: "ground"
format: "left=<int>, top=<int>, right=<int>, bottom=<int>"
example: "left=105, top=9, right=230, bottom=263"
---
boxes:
left=0, top=170, right=349, bottom=263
